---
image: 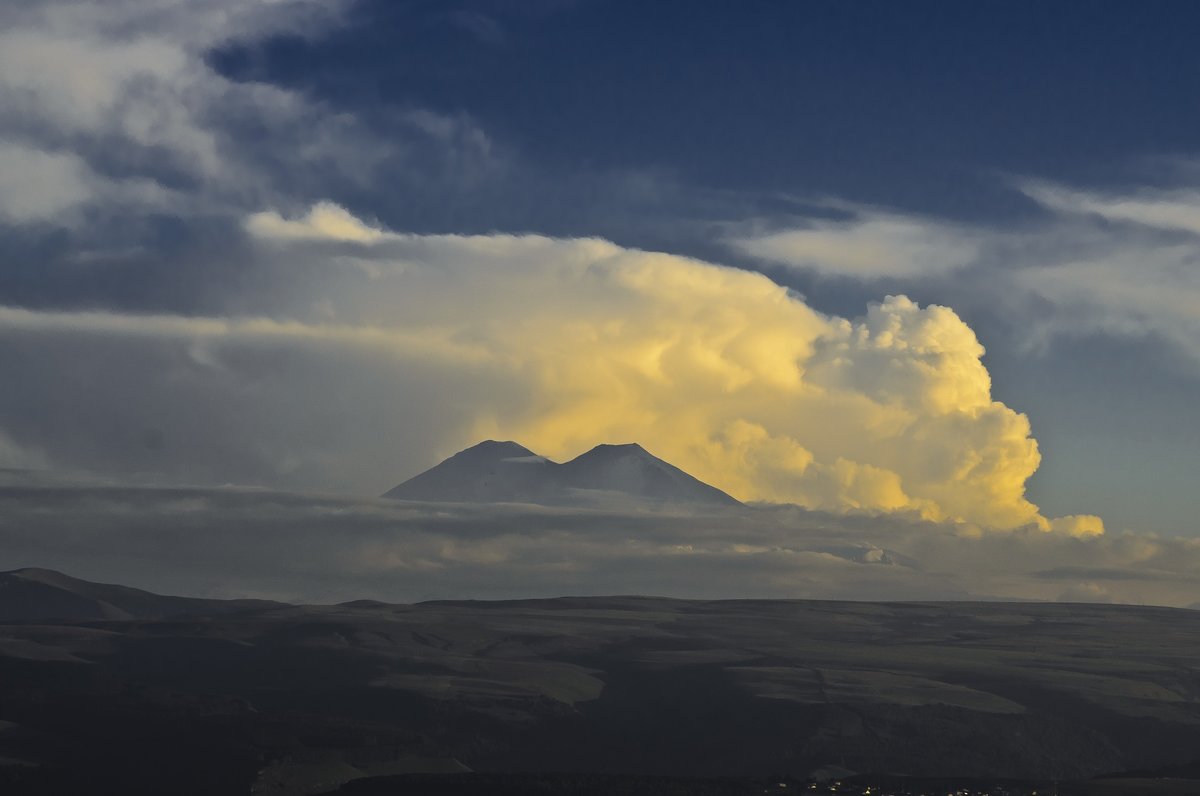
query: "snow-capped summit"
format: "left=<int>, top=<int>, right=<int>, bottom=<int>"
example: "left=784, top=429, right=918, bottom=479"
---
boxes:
left=384, top=440, right=741, bottom=508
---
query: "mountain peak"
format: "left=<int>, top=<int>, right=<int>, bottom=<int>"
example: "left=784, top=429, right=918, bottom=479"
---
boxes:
left=457, top=440, right=535, bottom=458
left=561, top=443, right=740, bottom=507
left=382, top=440, right=551, bottom=503
left=581, top=442, right=648, bottom=455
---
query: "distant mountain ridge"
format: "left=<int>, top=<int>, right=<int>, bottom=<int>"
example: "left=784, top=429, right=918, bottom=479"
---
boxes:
left=383, top=440, right=741, bottom=507
left=0, top=568, right=281, bottom=622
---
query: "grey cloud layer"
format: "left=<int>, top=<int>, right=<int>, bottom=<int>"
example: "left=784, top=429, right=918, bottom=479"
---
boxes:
left=0, top=480, right=1195, bottom=606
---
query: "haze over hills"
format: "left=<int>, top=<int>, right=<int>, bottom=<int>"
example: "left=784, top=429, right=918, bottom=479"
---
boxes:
left=383, top=440, right=742, bottom=508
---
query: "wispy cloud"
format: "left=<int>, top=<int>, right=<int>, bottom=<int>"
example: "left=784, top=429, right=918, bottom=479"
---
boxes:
left=730, top=210, right=983, bottom=279
left=728, top=175, right=1200, bottom=371
left=1022, top=181, right=1200, bottom=236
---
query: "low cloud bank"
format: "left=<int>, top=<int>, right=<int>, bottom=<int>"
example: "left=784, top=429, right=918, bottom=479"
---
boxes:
left=0, top=482, right=1192, bottom=606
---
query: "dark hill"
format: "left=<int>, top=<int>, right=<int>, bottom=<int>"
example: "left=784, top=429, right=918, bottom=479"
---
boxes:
left=5, top=571, right=1200, bottom=794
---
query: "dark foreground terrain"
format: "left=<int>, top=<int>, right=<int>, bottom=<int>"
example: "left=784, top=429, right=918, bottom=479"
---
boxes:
left=2, top=568, right=1200, bottom=795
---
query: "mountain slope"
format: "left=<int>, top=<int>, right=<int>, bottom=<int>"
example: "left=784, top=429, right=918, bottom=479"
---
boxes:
left=384, top=441, right=740, bottom=507
left=557, top=443, right=741, bottom=506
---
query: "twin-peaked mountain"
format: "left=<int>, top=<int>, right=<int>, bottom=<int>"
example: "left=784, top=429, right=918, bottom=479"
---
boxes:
left=383, top=440, right=741, bottom=508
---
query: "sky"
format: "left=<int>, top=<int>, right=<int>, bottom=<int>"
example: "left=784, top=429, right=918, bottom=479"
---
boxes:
left=1, top=1, right=1199, bottom=602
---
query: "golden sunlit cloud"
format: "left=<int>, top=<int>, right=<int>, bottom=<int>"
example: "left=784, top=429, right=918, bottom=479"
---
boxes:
left=0, top=202, right=1104, bottom=535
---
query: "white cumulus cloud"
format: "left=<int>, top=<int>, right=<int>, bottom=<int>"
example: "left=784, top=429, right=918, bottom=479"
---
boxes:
left=0, top=0, right=497, bottom=223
